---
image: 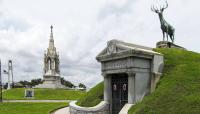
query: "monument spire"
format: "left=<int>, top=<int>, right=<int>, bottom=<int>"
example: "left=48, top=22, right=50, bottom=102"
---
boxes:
left=49, top=25, right=54, bottom=49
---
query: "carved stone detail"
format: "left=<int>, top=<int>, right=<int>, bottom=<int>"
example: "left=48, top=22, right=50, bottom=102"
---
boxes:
left=107, top=40, right=117, bottom=54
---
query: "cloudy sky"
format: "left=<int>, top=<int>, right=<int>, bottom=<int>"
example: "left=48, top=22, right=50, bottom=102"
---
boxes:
left=0, top=0, right=199, bottom=87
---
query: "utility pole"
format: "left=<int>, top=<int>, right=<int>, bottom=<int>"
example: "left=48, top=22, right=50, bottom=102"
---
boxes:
left=0, top=59, right=2, bottom=102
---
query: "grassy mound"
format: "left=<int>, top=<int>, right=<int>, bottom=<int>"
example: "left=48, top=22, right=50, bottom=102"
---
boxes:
left=76, top=82, right=104, bottom=107
left=0, top=102, right=68, bottom=114
left=3, top=88, right=85, bottom=100
left=129, top=48, right=200, bottom=114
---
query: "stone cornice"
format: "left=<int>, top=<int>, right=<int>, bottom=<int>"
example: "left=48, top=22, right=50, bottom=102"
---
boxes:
left=97, top=50, right=154, bottom=62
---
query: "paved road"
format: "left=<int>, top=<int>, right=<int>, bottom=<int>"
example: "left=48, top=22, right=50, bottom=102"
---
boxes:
left=3, top=100, right=74, bottom=102
left=53, top=107, right=70, bottom=114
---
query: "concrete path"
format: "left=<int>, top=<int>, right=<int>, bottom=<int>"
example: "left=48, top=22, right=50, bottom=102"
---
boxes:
left=53, top=107, right=70, bottom=114
left=3, top=100, right=74, bottom=103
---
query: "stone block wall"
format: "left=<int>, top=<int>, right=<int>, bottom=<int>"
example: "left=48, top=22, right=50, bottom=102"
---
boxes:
left=69, top=101, right=109, bottom=114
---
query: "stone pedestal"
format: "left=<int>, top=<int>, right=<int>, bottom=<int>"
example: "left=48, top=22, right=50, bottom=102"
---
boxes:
left=35, top=72, right=65, bottom=89
left=156, top=41, right=185, bottom=50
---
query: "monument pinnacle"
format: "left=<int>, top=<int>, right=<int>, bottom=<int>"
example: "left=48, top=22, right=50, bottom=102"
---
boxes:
left=49, top=25, right=54, bottom=49
left=50, top=25, right=53, bottom=38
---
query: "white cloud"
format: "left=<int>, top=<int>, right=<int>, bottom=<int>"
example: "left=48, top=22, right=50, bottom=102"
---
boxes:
left=0, top=0, right=200, bottom=87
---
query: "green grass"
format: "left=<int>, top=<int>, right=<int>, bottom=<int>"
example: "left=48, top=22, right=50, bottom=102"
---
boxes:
left=129, top=48, right=200, bottom=114
left=0, top=102, right=68, bottom=114
left=76, top=82, right=103, bottom=107
left=3, top=88, right=85, bottom=100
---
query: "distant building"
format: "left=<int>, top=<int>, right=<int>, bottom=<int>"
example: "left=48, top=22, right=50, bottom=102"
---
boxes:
left=73, top=86, right=86, bottom=91
left=35, top=26, right=65, bottom=89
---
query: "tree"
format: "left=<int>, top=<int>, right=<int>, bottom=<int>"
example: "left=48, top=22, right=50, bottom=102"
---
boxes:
left=60, top=77, right=75, bottom=88
left=78, top=83, right=86, bottom=89
left=19, top=80, right=31, bottom=87
left=18, top=78, right=43, bottom=87
left=30, top=78, right=43, bottom=86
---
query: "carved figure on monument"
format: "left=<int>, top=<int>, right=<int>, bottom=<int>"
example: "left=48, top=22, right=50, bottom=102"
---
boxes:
left=151, top=1, right=175, bottom=43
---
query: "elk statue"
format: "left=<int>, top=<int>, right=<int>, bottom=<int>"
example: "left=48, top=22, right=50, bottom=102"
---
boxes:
left=151, top=1, right=175, bottom=43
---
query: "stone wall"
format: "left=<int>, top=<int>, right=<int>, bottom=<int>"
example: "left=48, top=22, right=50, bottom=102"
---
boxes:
left=69, top=101, right=109, bottom=114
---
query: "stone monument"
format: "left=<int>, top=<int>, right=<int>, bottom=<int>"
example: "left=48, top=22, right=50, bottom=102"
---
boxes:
left=151, top=1, right=175, bottom=43
left=151, top=1, right=185, bottom=49
left=35, top=26, right=65, bottom=89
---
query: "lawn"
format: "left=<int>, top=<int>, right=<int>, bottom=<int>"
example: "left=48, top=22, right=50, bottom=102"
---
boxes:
left=0, top=102, right=68, bottom=114
left=3, top=88, right=85, bottom=100
left=76, top=82, right=103, bottom=107
left=128, top=48, right=200, bottom=114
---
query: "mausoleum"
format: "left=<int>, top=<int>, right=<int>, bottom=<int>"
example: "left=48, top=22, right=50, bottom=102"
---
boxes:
left=96, top=39, right=164, bottom=113
left=69, top=39, right=164, bottom=114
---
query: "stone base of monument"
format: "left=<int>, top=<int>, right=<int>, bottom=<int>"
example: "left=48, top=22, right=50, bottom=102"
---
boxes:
left=35, top=82, right=66, bottom=89
left=35, top=76, right=66, bottom=89
left=156, top=41, right=186, bottom=50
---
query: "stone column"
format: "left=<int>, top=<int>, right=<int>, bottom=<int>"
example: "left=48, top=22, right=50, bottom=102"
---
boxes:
left=128, top=72, right=135, bottom=104
left=103, top=74, right=111, bottom=103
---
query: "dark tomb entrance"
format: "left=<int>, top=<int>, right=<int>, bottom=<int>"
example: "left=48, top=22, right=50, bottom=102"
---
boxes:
left=112, top=74, right=128, bottom=114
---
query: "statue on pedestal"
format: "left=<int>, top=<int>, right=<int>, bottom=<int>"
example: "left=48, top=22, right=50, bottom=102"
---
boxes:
left=151, top=1, right=175, bottom=43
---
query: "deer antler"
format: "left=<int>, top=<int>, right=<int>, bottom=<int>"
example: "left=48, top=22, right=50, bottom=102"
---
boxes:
left=151, top=1, right=168, bottom=13
left=151, top=5, right=159, bottom=13
left=161, top=1, right=168, bottom=11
